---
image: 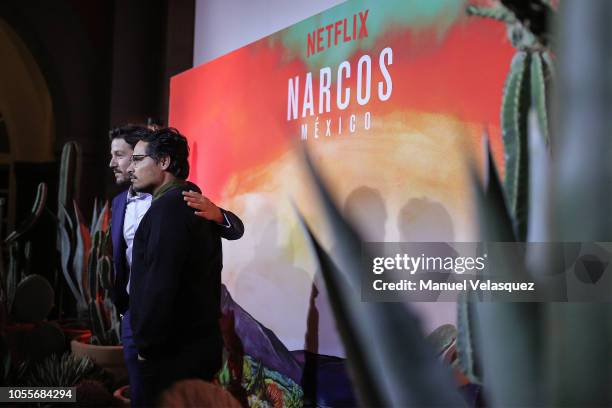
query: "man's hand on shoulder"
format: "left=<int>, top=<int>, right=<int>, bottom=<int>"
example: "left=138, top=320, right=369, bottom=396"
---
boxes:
left=182, top=190, right=224, bottom=224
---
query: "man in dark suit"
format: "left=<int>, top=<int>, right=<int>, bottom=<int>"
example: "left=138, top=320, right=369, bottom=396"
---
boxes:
left=126, top=127, right=225, bottom=406
left=108, top=124, right=244, bottom=407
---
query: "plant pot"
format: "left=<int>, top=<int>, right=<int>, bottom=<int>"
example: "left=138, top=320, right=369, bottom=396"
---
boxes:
left=113, top=385, right=130, bottom=407
left=56, top=318, right=91, bottom=342
left=70, top=335, right=127, bottom=383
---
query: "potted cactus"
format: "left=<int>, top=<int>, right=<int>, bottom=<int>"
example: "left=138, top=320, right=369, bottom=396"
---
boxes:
left=66, top=201, right=125, bottom=382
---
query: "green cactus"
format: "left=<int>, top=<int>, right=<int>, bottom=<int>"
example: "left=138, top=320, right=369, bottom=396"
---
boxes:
left=2, top=182, right=49, bottom=318
left=97, top=256, right=112, bottom=291
left=5, top=182, right=47, bottom=245
left=502, top=51, right=531, bottom=240
left=468, top=1, right=555, bottom=241
left=87, top=204, right=120, bottom=346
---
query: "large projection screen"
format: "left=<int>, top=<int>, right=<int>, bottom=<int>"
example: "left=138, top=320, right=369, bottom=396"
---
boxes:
left=169, top=0, right=513, bottom=357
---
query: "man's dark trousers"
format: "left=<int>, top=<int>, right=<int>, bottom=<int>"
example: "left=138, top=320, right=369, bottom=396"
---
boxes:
left=121, top=311, right=146, bottom=407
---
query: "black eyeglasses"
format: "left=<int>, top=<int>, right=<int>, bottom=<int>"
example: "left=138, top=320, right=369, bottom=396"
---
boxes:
left=130, top=154, right=152, bottom=163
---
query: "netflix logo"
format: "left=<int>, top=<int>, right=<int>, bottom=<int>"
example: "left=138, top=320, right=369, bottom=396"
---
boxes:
left=306, top=10, right=369, bottom=58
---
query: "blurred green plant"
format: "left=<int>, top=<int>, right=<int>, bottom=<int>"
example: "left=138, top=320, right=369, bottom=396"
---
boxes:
left=295, top=153, right=465, bottom=407
left=457, top=1, right=612, bottom=407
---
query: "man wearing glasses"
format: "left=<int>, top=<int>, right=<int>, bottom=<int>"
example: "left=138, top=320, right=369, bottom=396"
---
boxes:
left=108, top=124, right=244, bottom=407
left=126, top=127, right=226, bottom=406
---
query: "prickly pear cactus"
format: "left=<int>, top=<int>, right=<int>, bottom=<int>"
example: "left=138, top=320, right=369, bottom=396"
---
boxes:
left=11, top=274, right=55, bottom=323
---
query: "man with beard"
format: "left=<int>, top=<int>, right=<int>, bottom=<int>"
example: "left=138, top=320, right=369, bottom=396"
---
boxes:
left=108, top=124, right=244, bottom=407
left=126, top=127, right=224, bottom=406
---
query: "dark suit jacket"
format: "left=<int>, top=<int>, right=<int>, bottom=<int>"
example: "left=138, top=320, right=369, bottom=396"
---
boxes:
left=129, top=183, right=223, bottom=359
left=110, top=183, right=244, bottom=315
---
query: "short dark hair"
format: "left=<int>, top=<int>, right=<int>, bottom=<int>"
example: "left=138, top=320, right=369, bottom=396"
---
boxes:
left=142, top=127, right=190, bottom=179
left=108, top=124, right=152, bottom=148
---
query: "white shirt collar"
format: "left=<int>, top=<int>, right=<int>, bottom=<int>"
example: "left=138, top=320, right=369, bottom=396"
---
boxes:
left=126, top=186, right=151, bottom=203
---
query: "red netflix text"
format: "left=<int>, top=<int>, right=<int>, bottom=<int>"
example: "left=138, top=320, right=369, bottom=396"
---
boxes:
left=306, top=10, right=369, bottom=58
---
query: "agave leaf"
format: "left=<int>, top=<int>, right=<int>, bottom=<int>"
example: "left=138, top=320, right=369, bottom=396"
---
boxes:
left=300, top=156, right=364, bottom=293
left=300, top=150, right=465, bottom=407
left=456, top=293, right=481, bottom=385
left=502, top=51, right=531, bottom=241
left=474, top=300, right=542, bottom=407
left=61, top=202, right=75, bottom=237
left=89, top=198, right=99, bottom=233
left=524, top=110, right=568, bottom=297
left=94, top=202, right=110, bottom=235
left=58, top=206, right=84, bottom=308
left=525, top=110, right=551, bottom=243
left=470, top=132, right=543, bottom=406
left=88, top=236, right=100, bottom=306
left=473, top=134, right=516, bottom=242
left=295, top=210, right=385, bottom=407
left=547, top=1, right=612, bottom=405
left=72, top=202, right=91, bottom=305
left=530, top=53, right=550, bottom=146
left=553, top=2, right=612, bottom=241
left=58, top=142, right=80, bottom=251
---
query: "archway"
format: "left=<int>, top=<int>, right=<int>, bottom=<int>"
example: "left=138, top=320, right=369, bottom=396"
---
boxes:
left=0, top=17, right=54, bottom=232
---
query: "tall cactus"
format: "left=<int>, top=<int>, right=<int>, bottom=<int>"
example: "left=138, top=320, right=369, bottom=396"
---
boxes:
left=467, top=0, right=555, bottom=241
left=2, top=182, right=48, bottom=316
left=57, top=141, right=81, bottom=250
left=87, top=204, right=120, bottom=346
